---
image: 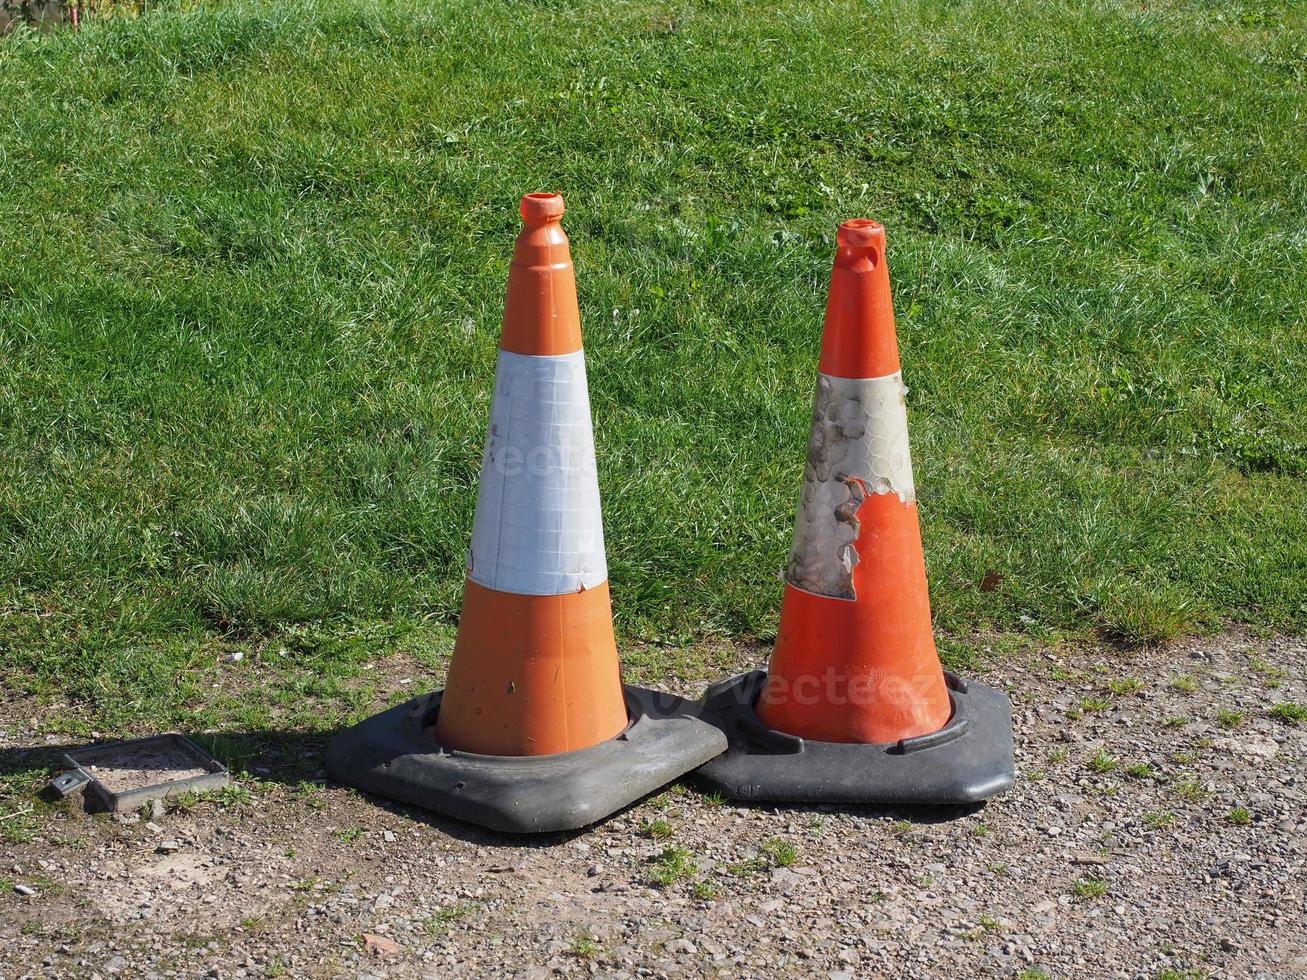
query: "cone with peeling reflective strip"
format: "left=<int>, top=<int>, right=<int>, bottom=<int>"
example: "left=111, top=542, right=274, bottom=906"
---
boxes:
left=694, top=219, right=1014, bottom=805
left=326, top=194, right=726, bottom=832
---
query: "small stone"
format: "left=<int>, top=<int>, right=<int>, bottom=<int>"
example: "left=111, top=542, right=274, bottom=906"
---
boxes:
left=363, top=934, right=400, bottom=958
left=382, top=831, right=397, bottom=843
left=157, top=840, right=183, bottom=854
left=13, top=884, right=36, bottom=897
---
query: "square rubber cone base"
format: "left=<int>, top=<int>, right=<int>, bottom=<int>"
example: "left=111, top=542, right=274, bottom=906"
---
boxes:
left=325, top=685, right=727, bottom=834
left=692, top=670, right=1014, bottom=805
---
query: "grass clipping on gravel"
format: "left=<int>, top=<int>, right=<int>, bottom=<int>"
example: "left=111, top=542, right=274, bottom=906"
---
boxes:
left=0, top=0, right=1304, bottom=728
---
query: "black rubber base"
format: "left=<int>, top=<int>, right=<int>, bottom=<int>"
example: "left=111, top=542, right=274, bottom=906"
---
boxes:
left=692, top=670, right=1014, bottom=805
left=325, top=685, right=728, bottom=834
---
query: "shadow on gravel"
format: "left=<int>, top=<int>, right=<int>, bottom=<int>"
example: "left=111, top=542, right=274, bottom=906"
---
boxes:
left=713, top=797, right=989, bottom=825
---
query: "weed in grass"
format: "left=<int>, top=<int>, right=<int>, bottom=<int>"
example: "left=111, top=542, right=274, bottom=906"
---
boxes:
left=1089, top=751, right=1117, bottom=774
left=724, top=856, right=770, bottom=877
left=692, top=881, right=719, bottom=900
left=1249, top=658, right=1284, bottom=681
left=762, top=837, right=798, bottom=867
left=1016, top=969, right=1052, bottom=980
left=1216, top=710, right=1244, bottom=730
left=1072, top=877, right=1107, bottom=899
left=1126, top=763, right=1155, bottom=780
left=889, top=820, right=913, bottom=836
left=1048, top=748, right=1069, bottom=764
left=1270, top=703, right=1307, bottom=725
left=701, top=792, right=725, bottom=808
left=1080, top=697, right=1111, bottom=714
left=1228, top=806, right=1252, bottom=826
left=212, top=785, right=253, bottom=809
left=1173, top=780, right=1209, bottom=802
left=335, top=828, right=364, bottom=844
left=426, top=902, right=478, bottom=935
left=569, top=935, right=597, bottom=959
left=1168, top=676, right=1199, bottom=694
left=647, top=846, right=697, bottom=888
left=643, top=819, right=674, bottom=840
left=1144, top=811, right=1175, bottom=830
left=972, top=822, right=989, bottom=838
left=1107, top=677, right=1145, bottom=696
left=1163, top=716, right=1189, bottom=728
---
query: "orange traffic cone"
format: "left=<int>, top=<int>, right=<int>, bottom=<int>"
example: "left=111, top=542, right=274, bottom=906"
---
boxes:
left=695, top=219, right=1013, bottom=804
left=327, top=193, right=725, bottom=832
left=433, top=191, right=628, bottom=757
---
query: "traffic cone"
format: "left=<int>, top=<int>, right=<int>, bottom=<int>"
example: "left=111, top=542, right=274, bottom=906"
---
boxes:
left=326, top=193, right=726, bottom=832
left=695, top=219, right=1013, bottom=804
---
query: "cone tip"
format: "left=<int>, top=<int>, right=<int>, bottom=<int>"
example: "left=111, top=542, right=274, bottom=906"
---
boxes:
left=520, top=192, right=565, bottom=225
left=837, top=218, right=884, bottom=253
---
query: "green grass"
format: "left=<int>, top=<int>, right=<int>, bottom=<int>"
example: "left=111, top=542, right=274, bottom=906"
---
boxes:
left=646, top=845, right=698, bottom=888
left=1089, top=750, right=1118, bottom=774
left=1, top=0, right=1304, bottom=727
left=761, top=836, right=798, bottom=867
left=1071, top=876, right=1108, bottom=900
left=1270, top=702, right=1307, bottom=724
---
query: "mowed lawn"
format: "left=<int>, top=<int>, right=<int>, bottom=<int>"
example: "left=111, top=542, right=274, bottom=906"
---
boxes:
left=0, top=0, right=1303, bottom=732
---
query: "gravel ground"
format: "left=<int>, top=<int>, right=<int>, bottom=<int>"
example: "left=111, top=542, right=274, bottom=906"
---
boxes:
left=1, top=629, right=1304, bottom=979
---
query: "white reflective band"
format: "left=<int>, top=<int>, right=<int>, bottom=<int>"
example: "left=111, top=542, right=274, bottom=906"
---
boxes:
left=785, top=370, right=916, bottom=599
left=467, top=349, right=608, bottom=596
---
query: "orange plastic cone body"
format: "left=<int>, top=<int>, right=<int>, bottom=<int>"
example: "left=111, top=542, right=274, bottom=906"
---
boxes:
left=433, top=193, right=629, bottom=757
left=757, top=220, right=953, bottom=745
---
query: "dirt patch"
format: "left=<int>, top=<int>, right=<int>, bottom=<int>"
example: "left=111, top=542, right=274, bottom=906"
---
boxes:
left=76, top=741, right=213, bottom=795
left=1, top=628, right=1304, bottom=978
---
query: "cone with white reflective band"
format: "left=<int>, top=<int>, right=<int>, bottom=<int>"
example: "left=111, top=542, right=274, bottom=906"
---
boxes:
left=694, top=219, right=1014, bottom=805
left=434, top=191, right=627, bottom=757
left=326, top=194, right=725, bottom=832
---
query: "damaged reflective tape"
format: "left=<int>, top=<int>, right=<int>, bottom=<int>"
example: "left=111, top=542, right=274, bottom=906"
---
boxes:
left=785, top=371, right=916, bottom=599
left=468, top=349, right=608, bottom=596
